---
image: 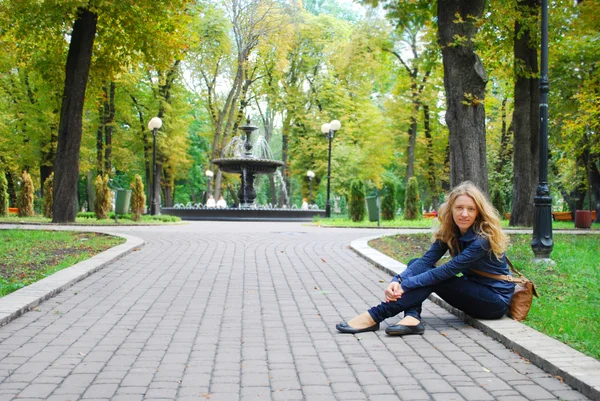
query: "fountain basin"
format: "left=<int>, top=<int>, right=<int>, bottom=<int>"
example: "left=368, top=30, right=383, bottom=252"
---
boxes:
left=213, top=158, right=284, bottom=174
left=162, top=206, right=325, bottom=222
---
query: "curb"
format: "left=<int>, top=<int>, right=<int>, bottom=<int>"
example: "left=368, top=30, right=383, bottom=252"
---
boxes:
left=0, top=228, right=145, bottom=328
left=350, top=233, right=600, bottom=401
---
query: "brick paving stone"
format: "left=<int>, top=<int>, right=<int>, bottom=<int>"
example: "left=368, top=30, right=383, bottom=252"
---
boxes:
left=272, top=389, right=304, bottom=400
left=456, top=385, right=494, bottom=400
left=363, top=383, right=396, bottom=395
left=394, top=389, right=430, bottom=400
left=367, top=395, right=402, bottom=401
left=45, top=395, right=80, bottom=401
left=431, top=393, right=466, bottom=400
left=16, top=383, right=57, bottom=398
left=553, top=389, right=593, bottom=401
left=513, top=384, right=557, bottom=399
left=81, top=383, right=118, bottom=398
left=112, top=396, right=143, bottom=401
left=419, top=378, right=455, bottom=393
left=143, top=388, right=178, bottom=398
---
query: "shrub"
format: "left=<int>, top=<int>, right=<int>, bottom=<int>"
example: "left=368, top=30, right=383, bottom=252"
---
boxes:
left=381, top=179, right=397, bottom=220
left=17, top=171, right=35, bottom=217
left=43, top=172, right=54, bottom=218
left=490, top=186, right=505, bottom=217
left=349, top=180, right=366, bottom=222
left=130, top=174, right=146, bottom=221
left=0, top=170, right=8, bottom=217
left=339, top=196, right=348, bottom=215
left=403, top=177, right=420, bottom=220
left=93, top=174, right=112, bottom=219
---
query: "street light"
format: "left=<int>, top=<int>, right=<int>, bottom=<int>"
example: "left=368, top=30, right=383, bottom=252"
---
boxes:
left=531, top=0, right=553, bottom=261
left=205, top=169, right=214, bottom=203
left=321, top=119, right=341, bottom=218
left=306, top=170, right=315, bottom=205
left=148, top=117, right=162, bottom=215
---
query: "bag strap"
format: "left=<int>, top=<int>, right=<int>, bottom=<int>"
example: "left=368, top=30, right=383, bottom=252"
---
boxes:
left=470, top=256, right=528, bottom=284
left=505, top=256, right=524, bottom=277
left=470, top=268, right=526, bottom=283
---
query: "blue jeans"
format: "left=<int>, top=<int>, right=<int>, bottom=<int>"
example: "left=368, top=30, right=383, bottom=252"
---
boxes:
left=368, top=259, right=508, bottom=323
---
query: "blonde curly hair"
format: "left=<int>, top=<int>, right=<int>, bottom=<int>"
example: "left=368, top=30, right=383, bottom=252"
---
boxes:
left=434, top=181, right=508, bottom=259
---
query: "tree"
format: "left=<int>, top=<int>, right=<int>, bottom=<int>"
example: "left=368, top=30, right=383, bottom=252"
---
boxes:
left=52, top=8, right=98, bottom=222
left=404, top=176, right=420, bottom=220
left=17, top=171, right=35, bottom=217
left=381, top=178, right=397, bottom=220
left=550, top=0, right=600, bottom=222
left=93, top=174, right=111, bottom=220
left=438, top=0, right=488, bottom=192
left=349, top=179, right=366, bottom=221
left=509, top=0, right=539, bottom=227
left=379, top=2, right=438, bottom=181
left=43, top=172, right=54, bottom=218
left=0, top=170, right=8, bottom=216
left=130, top=174, right=146, bottom=221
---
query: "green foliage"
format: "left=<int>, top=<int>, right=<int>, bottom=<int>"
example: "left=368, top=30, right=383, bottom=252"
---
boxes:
left=93, top=174, right=112, bottom=220
left=339, top=195, right=348, bottom=215
left=17, top=171, right=34, bottom=217
left=381, top=179, right=396, bottom=220
left=0, top=170, right=8, bottom=216
left=130, top=174, right=146, bottom=221
left=403, top=177, right=420, bottom=220
left=349, top=179, right=366, bottom=222
left=43, top=172, right=54, bottom=218
left=490, top=185, right=505, bottom=217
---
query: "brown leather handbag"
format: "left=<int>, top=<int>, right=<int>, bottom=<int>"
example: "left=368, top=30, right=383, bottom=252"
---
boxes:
left=471, top=257, right=538, bottom=321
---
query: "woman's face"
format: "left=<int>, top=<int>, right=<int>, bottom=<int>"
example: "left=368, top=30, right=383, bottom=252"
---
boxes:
left=452, top=194, right=478, bottom=234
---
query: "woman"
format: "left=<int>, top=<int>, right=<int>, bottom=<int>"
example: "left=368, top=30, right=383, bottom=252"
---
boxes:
left=337, top=181, right=514, bottom=336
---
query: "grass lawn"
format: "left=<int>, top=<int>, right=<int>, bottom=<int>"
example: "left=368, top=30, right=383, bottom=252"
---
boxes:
left=314, top=215, right=599, bottom=230
left=0, top=229, right=125, bottom=297
left=369, top=233, right=600, bottom=361
left=0, top=212, right=180, bottom=225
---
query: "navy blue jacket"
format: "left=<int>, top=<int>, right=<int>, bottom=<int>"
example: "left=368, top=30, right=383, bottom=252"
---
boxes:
left=392, top=227, right=515, bottom=305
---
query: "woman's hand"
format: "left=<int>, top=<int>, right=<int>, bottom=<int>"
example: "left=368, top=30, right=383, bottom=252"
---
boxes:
left=385, top=282, right=404, bottom=302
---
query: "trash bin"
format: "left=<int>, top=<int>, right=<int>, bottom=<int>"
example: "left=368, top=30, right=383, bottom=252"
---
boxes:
left=366, top=196, right=379, bottom=222
left=574, top=210, right=592, bottom=229
left=115, top=189, right=132, bottom=214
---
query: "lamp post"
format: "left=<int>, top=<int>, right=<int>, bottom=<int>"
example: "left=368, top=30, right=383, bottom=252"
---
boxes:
left=148, top=117, right=162, bottom=215
left=205, top=169, right=214, bottom=204
left=531, top=0, right=553, bottom=261
left=321, top=119, right=341, bottom=218
left=307, top=170, right=315, bottom=205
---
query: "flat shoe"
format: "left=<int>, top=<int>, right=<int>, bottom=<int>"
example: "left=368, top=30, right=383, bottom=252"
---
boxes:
left=336, top=322, right=380, bottom=334
left=385, top=322, right=425, bottom=336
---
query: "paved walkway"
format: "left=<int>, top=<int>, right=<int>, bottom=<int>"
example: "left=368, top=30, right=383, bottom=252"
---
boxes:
left=0, top=222, right=595, bottom=401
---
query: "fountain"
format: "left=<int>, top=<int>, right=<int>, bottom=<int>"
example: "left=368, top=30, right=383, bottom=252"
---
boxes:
left=162, top=118, right=325, bottom=221
left=212, top=118, right=284, bottom=208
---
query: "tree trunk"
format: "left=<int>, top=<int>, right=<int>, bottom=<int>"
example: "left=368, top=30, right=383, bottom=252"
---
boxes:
left=590, top=158, right=600, bottom=222
left=52, top=8, right=97, bottom=223
left=424, top=105, right=438, bottom=210
left=496, top=98, right=513, bottom=174
left=40, top=135, right=57, bottom=199
left=154, top=163, right=163, bottom=212
left=96, top=112, right=104, bottom=174
left=162, top=164, right=174, bottom=207
left=104, top=81, right=116, bottom=175
left=406, top=111, right=418, bottom=180
left=438, top=0, right=488, bottom=193
left=509, top=0, right=539, bottom=227
left=281, top=114, right=291, bottom=208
